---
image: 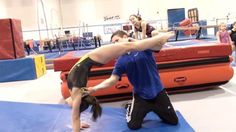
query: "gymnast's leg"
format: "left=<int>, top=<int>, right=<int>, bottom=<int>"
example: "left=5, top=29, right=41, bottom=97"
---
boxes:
left=88, top=32, right=174, bottom=64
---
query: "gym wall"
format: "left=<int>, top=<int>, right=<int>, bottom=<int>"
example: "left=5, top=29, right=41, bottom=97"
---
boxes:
left=0, top=0, right=235, bottom=41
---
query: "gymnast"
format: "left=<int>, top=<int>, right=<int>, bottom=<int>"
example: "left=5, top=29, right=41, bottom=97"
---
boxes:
left=66, top=31, right=174, bottom=132
left=129, top=14, right=159, bottom=39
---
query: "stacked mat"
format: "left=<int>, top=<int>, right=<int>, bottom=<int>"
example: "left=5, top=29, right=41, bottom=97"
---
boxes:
left=0, top=18, right=25, bottom=60
left=0, top=19, right=46, bottom=82
left=54, top=40, right=234, bottom=101
left=0, top=55, right=46, bottom=82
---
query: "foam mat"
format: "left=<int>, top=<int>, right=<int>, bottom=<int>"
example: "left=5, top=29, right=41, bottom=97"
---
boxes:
left=0, top=101, right=194, bottom=132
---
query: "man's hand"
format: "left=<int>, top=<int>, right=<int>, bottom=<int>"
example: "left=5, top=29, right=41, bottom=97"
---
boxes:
left=85, top=87, right=97, bottom=94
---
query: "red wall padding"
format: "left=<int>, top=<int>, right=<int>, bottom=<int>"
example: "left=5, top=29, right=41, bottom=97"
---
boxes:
left=0, top=19, right=25, bottom=60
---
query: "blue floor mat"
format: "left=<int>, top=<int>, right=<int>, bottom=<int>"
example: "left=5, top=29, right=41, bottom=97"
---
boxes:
left=42, top=52, right=68, bottom=59
left=0, top=101, right=194, bottom=132
left=167, top=39, right=215, bottom=46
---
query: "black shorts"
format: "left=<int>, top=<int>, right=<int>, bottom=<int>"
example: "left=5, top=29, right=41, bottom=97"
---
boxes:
left=67, top=56, right=103, bottom=90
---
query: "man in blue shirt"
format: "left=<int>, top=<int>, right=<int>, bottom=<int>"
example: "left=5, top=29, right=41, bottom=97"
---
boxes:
left=87, top=30, right=178, bottom=130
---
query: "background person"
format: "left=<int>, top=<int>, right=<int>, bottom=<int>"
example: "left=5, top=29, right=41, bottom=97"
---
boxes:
left=129, top=14, right=159, bottom=39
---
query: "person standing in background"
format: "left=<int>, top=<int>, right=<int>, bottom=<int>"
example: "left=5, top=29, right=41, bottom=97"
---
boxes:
left=229, top=21, right=236, bottom=65
left=216, top=22, right=232, bottom=44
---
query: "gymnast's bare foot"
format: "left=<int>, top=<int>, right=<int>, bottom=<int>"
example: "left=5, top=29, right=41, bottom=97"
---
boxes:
left=159, top=31, right=175, bottom=45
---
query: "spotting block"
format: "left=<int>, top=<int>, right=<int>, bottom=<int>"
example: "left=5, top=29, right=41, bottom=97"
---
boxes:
left=0, top=55, right=46, bottom=82
left=33, top=54, right=46, bottom=78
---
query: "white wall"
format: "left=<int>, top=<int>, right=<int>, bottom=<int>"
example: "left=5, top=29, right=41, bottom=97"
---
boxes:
left=0, top=0, right=7, bottom=18
left=1, top=0, right=236, bottom=40
left=36, top=0, right=62, bottom=39
left=60, top=0, right=125, bottom=25
left=3, top=0, right=37, bottom=29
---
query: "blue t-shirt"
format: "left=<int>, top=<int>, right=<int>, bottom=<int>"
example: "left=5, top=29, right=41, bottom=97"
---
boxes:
left=112, top=50, right=164, bottom=99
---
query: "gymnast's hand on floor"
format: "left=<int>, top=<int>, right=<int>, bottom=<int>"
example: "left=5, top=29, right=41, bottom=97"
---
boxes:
left=65, top=97, right=73, bottom=107
left=80, top=122, right=90, bottom=129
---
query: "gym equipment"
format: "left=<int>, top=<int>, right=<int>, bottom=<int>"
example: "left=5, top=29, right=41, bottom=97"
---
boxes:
left=179, top=18, right=198, bottom=36
left=0, top=101, right=194, bottom=132
left=33, top=55, right=46, bottom=78
left=54, top=40, right=234, bottom=101
left=0, top=19, right=25, bottom=60
left=167, top=8, right=185, bottom=28
left=174, top=25, right=218, bottom=41
left=0, top=55, right=46, bottom=82
left=123, top=25, right=132, bottom=31
left=188, top=8, right=199, bottom=23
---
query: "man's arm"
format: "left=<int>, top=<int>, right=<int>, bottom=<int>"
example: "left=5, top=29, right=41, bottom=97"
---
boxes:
left=86, top=74, right=120, bottom=94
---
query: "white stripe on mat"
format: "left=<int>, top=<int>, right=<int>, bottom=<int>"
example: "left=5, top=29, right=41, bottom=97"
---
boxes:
left=219, top=86, right=236, bottom=96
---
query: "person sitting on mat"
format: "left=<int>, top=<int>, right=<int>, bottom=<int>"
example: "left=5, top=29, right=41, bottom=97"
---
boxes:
left=65, top=31, right=175, bottom=132
left=129, top=14, right=159, bottom=39
left=86, top=30, right=178, bottom=130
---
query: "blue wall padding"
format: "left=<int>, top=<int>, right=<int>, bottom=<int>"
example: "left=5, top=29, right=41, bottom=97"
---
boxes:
left=0, top=58, right=36, bottom=82
left=167, top=8, right=185, bottom=27
left=0, top=101, right=194, bottom=132
left=198, top=20, right=208, bottom=35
